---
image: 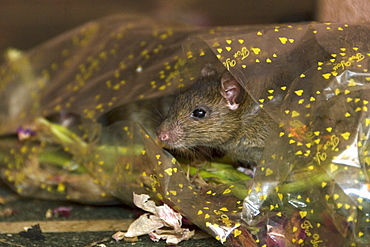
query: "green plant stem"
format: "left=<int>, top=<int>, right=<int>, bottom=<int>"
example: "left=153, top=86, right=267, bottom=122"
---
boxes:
left=277, top=172, right=334, bottom=194
left=38, top=150, right=87, bottom=174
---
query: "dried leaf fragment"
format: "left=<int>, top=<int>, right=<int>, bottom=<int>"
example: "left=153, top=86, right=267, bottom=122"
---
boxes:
left=113, top=193, right=194, bottom=244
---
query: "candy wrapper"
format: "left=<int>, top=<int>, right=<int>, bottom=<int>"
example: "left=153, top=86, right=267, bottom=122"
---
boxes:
left=0, top=15, right=369, bottom=246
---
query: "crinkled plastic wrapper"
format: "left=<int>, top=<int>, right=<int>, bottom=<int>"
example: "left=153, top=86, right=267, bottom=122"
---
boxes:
left=0, top=15, right=369, bottom=246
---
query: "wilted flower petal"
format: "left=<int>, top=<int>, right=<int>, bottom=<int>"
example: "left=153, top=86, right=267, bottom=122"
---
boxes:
left=112, top=231, right=125, bottom=241
left=17, top=127, right=36, bottom=140
left=155, top=203, right=183, bottom=232
left=124, top=194, right=194, bottom=244
left=149, top=228, right=195, bottom=244
left=132, top=193, right=157, bottom=215
left=124, top=213, right=164, bottom=237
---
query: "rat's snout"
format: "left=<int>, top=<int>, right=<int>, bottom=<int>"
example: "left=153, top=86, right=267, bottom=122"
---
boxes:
left=156, top=123, right=183, bottom=148
left=156, top=130, right=170, bottom=142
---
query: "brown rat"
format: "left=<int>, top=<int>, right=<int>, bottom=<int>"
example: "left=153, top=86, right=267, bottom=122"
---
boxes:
left=156, top=64, right=272, bottom=165
left=156, top=32, right=333, bottom=165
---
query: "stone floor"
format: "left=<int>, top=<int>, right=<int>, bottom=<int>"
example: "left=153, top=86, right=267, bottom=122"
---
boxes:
left=0, top=184, right=222, bottom=247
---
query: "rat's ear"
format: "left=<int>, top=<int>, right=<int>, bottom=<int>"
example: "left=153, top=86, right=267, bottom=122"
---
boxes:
left=220, top=70, right=245, bottom=110
left=200, top=64, right=217, bottom=77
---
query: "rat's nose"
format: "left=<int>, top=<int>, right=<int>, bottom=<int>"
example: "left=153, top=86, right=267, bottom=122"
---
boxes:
left=156, top=130, right=170, bottom=142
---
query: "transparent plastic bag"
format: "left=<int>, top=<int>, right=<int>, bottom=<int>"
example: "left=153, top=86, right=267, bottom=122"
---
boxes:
left=0, top=16, right=369, bottom=246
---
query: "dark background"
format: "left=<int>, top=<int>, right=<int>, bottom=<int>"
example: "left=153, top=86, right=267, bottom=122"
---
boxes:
left=0, top=0, right=316, bottom=62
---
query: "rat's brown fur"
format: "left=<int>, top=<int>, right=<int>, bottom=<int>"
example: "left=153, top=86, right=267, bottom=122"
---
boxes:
left=156, top=66, right=272, bottom=164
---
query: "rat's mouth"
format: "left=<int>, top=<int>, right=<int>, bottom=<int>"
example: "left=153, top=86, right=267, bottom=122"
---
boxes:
left=158, top=138, right=188, bottom=149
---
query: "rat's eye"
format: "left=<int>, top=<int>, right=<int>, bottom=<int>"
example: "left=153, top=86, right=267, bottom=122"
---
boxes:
left=191, top=108, right=207, bottom=119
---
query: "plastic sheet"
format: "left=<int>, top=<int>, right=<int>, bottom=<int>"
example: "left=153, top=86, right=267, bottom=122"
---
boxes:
left=0, top=15, right=369, bottom=246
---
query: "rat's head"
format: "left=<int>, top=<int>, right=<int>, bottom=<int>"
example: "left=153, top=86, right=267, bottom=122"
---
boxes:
left=156, top=64, right=249, bottom=150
